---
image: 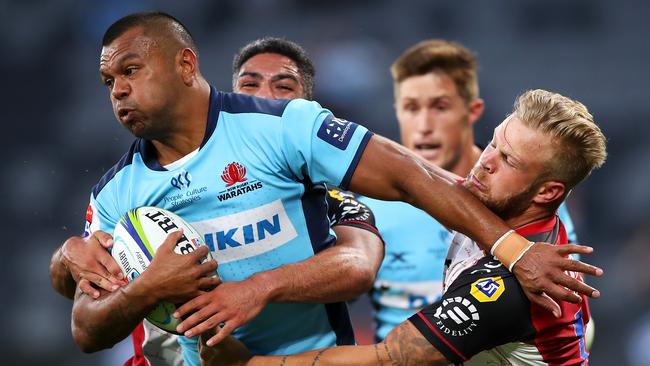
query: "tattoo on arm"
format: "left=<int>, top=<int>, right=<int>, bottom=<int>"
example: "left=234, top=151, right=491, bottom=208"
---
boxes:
left=385, top=322, right=448, bottom=366
left=374, top=344, right=384, bottom=366
left=383, top=341, right=396, bottom=365
left=279, top=355, right=287, bottom=366
left=311, top=349, right=328, bottom=366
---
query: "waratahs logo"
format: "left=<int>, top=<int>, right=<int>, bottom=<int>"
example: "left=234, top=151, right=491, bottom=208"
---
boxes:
left=221, top=162, right=248, bottom=187
left=217, top=162, right=263, bottom=202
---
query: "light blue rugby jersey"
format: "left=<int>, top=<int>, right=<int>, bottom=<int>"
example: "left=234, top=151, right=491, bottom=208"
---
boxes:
left=85, top=87, right=373, bottom=358
left=361, top=195, right=577, bottom=342
left=358, top=198, right=449, bottom=341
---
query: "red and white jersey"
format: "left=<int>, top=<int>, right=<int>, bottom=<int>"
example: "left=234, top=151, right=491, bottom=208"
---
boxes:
left=122, top=320, right=184, bottom=366
left=410, top=216, right=590, bottom=366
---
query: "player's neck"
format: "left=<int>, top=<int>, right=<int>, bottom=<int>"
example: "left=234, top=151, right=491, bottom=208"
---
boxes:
left=153, top=81, right=211, bottom=166
left=450, top=144, right=482, bottom=177
left=505, top=206, right=555, bottom=229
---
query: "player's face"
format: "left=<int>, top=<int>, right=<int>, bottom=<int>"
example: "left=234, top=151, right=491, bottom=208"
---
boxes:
left=463, top=116, right=554, bottom=219
left=395, top=72, right=475, bottom=171
left=234, top=53, right=305, bottom=100
left=99, top=27, right=181, bottom=139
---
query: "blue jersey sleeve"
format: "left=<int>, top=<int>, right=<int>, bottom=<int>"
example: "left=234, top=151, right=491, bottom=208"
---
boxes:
left=557, top=202, right=577, bottom=243
left=84, top=183, right=122, bottom=237
left=280, top=99, right=373, bottom=189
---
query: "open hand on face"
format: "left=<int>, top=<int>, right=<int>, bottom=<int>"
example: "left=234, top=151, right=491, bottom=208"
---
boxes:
left=513, top=242, right=603, bottom=317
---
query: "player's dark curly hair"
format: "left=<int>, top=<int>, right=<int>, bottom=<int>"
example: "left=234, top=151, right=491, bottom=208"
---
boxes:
left=232, top=37, right=315, bottom=100
left=102, top=11, right=198, bottom=56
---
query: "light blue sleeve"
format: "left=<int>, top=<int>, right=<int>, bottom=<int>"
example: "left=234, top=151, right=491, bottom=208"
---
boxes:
left=84, top=189, right=121, bottom=238
left=558, top=202, right=578, bottom=243
left=280, top=99, right=372, bottom=189
left=558, top=202, right=580, bottom=261
left=177, top=336, right=200, bottom=366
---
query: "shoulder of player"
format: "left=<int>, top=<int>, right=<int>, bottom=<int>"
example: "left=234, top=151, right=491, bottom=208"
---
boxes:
left=217, top=91, right=291, bottom=117
left=91, top=139, right=140, bottom=198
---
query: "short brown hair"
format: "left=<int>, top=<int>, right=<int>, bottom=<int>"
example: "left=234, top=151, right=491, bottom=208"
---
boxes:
left=512, top=89, right=607, bottom=191
left=391, top=39, right=479, bottom=105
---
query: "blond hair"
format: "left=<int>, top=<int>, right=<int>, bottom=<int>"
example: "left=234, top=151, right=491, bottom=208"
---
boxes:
left=391, top=39, right=479, bottom=105
left=513, top=89, right=607, bottom=190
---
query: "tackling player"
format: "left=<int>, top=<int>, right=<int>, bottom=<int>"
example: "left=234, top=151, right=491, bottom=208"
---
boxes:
left=367, top=39, right=580, bottom=341
left=201, top=88, right=606, bottom=365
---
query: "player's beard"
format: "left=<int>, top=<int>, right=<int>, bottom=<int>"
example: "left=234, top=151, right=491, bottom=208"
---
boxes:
left=480, top=181, right=541, bottom=221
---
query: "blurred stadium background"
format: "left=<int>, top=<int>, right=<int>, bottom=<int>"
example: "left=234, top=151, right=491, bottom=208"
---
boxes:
left=2, top=0, right=649, bottom=365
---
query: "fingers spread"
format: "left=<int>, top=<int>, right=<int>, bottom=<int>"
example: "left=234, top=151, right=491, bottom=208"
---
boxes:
left=78, top=279, right=100, bottom=299
left=98, top=252, right=124, bottom=281
left=93, top=230, right=115, bottom=249
left=206, top=322, right=236, bottom=347
left=526, top=290, right=562, bottom=318
left=556, top=244, right=593, bottom=255
left=558, top=257, right=603, bottom=277
left=159, top=230, right=184, bottom=253
left=82, top=272, right=120, bottom=292
left=543, top=282, right=582, bottom=305
left=554, top=273, right=600, bottom=298
left=174, top=294, right=207, bottom=319
left=185, top=313, right=229, bottom=338
left=199, top=276, right=222, bottom=291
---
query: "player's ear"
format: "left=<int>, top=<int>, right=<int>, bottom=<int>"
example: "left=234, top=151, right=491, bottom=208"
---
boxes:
left=468, top=98, right=485, bottom=125
left=177, top=48, right=199, bottom=85
left=533, top=181, right=565, bottom=204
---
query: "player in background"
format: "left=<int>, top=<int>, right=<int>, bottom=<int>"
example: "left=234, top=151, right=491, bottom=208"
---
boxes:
left=366, top=39, right=580, bottom=342
left=200, top=88, right=606, bottom=366
left=49, top=10, right=601, bottom=363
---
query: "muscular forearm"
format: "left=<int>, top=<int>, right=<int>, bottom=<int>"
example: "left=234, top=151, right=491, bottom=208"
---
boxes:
left=240, top=322, right=447, bottom=366
left=251, top=227, right=383, bottom=303
left=350, top=136, right=508, bottom=251
left=71, top=275, right=158, bottom=352
left=50, top=246, right=76, bottom=299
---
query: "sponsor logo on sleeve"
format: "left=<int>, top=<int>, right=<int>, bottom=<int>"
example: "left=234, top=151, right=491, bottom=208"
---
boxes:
left=432, top=296, right=479, bottom=337
left=470, top=276, right=505, bottom=302
left=316, top=115, right=359, bottom=150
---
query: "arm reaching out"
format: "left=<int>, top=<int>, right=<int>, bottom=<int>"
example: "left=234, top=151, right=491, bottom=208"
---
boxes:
left=200, top=321, right=448, bottom=366
left=349, top=135, right=602, bottom=315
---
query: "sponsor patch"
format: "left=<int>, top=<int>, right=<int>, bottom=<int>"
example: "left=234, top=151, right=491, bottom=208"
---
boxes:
left=191, top=200, right=297, bottom=263
left=432, top=296, right=479, bottom=337
left=170, top=169, right=192, bottom=190
left=470, top=276, right=505, bottom=302
left=316, top=115, right=358, bottom=150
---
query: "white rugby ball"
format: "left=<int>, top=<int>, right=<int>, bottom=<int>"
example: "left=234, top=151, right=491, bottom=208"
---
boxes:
left=111, top=206, right=212, bottom=334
